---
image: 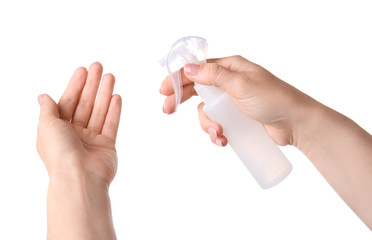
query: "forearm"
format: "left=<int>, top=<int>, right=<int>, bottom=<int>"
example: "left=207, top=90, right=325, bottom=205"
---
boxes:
left=296, top=101, right=372, bottom=230
left=47, top=170, right=116, bottom=240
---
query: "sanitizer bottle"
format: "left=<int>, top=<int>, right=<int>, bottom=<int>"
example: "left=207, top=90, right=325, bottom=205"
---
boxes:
left=160, top=36, right=292, bottom=188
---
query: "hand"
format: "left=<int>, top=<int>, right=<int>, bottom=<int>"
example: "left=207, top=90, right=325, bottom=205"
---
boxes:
left=37, top=62, right=121, bottom=239
left=160, top=55, right=372, bottom=230
left=160, top=55, right=314, bottom=148
left=37, top=62, right=122, bottom=186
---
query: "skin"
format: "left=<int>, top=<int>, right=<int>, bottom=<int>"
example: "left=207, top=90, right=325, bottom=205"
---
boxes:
left=37, top=62, right=121, bottom=240
left=36, top=56, right=372, bottom=238
left=160, top=56, right=372, bottom=230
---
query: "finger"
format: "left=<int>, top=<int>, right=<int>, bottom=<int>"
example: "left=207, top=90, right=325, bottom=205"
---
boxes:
left=183, top=62, right=243, bottom=97
left=87, top=73, right=115, bottom=133
left=72, top=62, right=103, bottom=127
left=210, top=135, right=228, bottom=147
left=160, top=56, right=251, bottom=96
left=197, top=102, right=224, bottom=138
left=162, top=83, right=197, bottom=114
left=207, top=55, right=252, bottom=72
left=58, top=67, right=88, bottom=121
left=38, top=94, right=59, bottom=121
left=159, top=76, right=174, bottom=95
left=102, top=95, right=122, bottom=142
left=159, top=69, right=194, bottom=96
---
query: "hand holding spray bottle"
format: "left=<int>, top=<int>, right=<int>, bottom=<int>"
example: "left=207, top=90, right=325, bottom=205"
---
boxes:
left=160, top=36, right=292, bottom=188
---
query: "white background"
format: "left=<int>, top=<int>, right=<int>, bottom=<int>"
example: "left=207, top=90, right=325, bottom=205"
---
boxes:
left=0, top=0, right=371, bottom=239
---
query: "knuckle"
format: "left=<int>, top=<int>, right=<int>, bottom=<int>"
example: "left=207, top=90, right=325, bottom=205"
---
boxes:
left=79, top=98, right=93, bottom=109
left=59, top=96, right=75, bottom=106
left=94, top=108, right=107, bottom=118
left=197, top=102, right=204, bottom=112
left=229, top=55, right=250, bottom=70
left=207, top=63, right=223, bottom=85
left=231, top=55, right=244, bottom=61
left=210, top=135, right=217, bottom=143
left=186, top=84, right=197, bottom=98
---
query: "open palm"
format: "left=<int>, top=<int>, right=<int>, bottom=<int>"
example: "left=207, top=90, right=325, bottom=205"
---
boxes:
left=37, top=62, right=122, bottom=185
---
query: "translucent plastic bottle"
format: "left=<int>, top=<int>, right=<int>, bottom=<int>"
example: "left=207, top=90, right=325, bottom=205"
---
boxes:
left=161, top=36, right=292, bottom=188
left=195, top=84, right=292, bottom=188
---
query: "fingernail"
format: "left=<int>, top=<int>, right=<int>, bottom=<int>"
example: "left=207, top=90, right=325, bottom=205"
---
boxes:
left=162, top=102, right=167, bottom=113
left=163, top=101, right=173, bottom=114
left=38, top=95, right=43, bottom=105
left=208, top=127, right=217, bottom=138
left=184, top=64, right=200, bottom=75
left=216, top=138, right=223, bottom=147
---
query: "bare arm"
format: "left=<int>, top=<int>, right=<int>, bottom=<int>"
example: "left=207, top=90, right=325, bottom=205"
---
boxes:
left=46, top=170, right=116, bottom=239
left=298, top=101, right=372, bottom=229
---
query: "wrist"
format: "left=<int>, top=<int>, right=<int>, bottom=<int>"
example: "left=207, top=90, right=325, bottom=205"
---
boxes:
left=292, top=96, right=330, bottom=156
left=47, top=168, right=115, bottom=240
left=48, top=168, right=109, bottom=195
left=47, top=154, right=110, bottom=188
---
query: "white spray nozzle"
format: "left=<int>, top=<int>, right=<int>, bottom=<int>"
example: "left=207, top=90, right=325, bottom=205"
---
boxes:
left=160, top=36, right=208, bottom=111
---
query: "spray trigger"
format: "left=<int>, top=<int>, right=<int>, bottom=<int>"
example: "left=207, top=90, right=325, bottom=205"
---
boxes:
left=160, top=36, right=208, bottom=111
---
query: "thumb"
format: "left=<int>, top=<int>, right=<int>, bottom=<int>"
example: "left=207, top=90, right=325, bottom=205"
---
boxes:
left=184, top=62, right=242, bottom=96
left=38, top=94, right=59, bottom=121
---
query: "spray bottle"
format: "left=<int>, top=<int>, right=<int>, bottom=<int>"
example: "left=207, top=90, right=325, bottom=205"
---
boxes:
left=160, top=36, right=292, bottom=188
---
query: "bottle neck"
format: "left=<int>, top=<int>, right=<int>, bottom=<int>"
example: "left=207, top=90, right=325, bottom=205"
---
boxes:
left=194, top=83, right=226, bottom=106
